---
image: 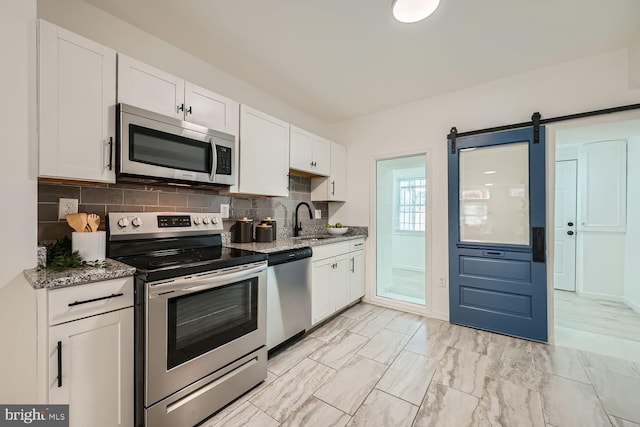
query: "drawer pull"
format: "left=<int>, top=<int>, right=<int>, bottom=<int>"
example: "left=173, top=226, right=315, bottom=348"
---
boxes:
left=68, top=292, right=124, bottom=307
left=57, top=341, right=62, bottom=388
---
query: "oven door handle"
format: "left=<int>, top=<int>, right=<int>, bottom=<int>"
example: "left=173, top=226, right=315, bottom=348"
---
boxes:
left=148, top=263, right=266, bottom=297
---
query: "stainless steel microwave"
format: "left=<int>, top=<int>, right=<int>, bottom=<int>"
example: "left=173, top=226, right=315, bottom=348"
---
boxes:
left=116, top=103, right=235, bottom=186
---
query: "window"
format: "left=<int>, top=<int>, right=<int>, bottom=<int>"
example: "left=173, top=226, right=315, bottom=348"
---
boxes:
left=397, top=178, right=426, bottom=231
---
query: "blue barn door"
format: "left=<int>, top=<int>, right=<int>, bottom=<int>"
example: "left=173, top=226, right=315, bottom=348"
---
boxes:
left=448, top=126, right=547, bottom=341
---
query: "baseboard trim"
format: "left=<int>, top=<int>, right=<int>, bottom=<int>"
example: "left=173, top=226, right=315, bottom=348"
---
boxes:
left=624, top=297, right=640, bottom=314
left=577, top=290, right=625, bottom=302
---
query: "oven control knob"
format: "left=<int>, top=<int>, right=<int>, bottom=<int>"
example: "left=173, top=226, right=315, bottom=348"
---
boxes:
left=117, top=217, right=129, bottom=228
left=132, top=217, right=143, bottom=227
left=211, top=217, right=219, bottom=225
left=193, top=216, right=201, bottom=225
left=203, top=217, right=211, bottom=225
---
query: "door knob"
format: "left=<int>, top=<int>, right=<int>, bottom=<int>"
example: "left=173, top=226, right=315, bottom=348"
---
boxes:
left=567, top=230, right=574, bottom=236
left=567, top=222, right=574, bottom=226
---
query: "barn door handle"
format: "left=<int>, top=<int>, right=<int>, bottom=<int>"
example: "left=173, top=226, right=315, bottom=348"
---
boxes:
left=532, top=227, right=545, bottom=262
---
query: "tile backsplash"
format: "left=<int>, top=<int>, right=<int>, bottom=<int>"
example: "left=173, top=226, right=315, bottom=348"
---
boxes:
left=38, top=176, right=328, bottom=242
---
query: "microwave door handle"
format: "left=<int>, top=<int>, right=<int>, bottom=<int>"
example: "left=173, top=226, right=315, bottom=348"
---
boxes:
left=209, top=138, right=217, bottom=181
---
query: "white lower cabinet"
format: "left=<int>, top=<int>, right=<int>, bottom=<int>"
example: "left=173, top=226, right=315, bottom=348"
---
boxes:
left=349, top=250, right=365, bottom=302
left=38, top=277, right=134, bottom=427
left=311, top=239, right=366, bottom=325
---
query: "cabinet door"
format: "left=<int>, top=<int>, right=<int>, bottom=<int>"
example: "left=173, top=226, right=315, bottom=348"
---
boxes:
left=290, top=126, right=314, bottom=173
left=184, top=81, right=239, bottom=136
left=38, top=20, right=116, bottom=183
left=49, top=308, right=133, bottom=427
left=312, top=258, right=333, bottom=325
left=330, top=142, right=347, bottom=201
left=331, top=255, right=350, bottom=311
left=312, top=135, right=331, bottom=176
left=310, top=141, right=347, bottom=202
left=238, top=105, right=290, bottom=197
left=117, top=54, right=184, bottom=119
left=349, top=250, right=365, bottom=302
left=580, top=139, right=627, bottom=232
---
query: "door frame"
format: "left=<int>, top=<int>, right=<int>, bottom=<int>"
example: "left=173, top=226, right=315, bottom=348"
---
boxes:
left=367, top=149, right=434, bottom=317
left=544, top=108, right=640, bottom=343
left=553, top=159, right=578, bottom=292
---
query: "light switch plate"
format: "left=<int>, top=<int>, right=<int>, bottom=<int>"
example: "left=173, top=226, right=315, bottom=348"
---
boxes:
left=220, top=204, right=230, bottom=219
left=58, top=198, right=79, bottom=219
left=315, top=209, right=321, bottom=219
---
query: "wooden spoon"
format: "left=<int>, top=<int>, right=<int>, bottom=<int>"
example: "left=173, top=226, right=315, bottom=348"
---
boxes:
left=87, top=213, right=100, bottom=232
left=65, top=213, right=88, bottom=233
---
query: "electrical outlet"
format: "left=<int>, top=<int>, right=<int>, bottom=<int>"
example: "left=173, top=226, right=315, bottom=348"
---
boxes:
left=315, top=209, right=321, bottom=219
left=439, top=277, right=447, bottom=288
left=220, top=204, right=230, bottom=219
left=58, top=198, right=79, bottom=219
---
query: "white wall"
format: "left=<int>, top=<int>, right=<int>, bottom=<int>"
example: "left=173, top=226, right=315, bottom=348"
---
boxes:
left=330, top=48, right=640, bottom=319
left=625, top=137, right=640, bottom=311
left=630, top=32, right=640, bottom=89
left=36, top=0, right=331, bottom=138
left=0, top=0, right=38, bottom=402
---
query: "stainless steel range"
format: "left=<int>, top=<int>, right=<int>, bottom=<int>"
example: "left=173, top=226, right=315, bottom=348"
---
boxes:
left=107, top=212, right=268, bottom=427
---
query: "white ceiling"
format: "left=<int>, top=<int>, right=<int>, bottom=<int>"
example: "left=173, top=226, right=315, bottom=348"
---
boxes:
left=82, top=0, right=640, bottom=123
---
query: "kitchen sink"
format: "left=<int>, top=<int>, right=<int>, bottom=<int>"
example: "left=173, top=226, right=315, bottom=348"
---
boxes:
left=294, top=236, right=332, bottom=241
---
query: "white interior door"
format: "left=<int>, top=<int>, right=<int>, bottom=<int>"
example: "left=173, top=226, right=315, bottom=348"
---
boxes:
left=554, top=160, right=577, bottom=291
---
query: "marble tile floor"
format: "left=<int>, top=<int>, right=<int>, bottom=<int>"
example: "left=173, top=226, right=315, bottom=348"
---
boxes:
left=554, top=290, right=640, bottom=343
left=203, top=303, right=640, bottom=427
left=554, top=290, right=640, bottom=364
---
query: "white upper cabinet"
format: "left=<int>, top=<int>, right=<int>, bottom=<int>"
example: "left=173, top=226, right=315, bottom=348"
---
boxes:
left=311, top=141, right=347, bottom=202
left=184, top=81, right=239, bottom=135
left=579, top=139, right=627, bottom=232
left=38, top=20, right=116, bottom=183
left=237, top=105, right=290, bottom=197
left=290, top=126, right=330, bottom=176
left=117, top=54, right=239, bottom=135
left=117, top=54, right=184, bottom=120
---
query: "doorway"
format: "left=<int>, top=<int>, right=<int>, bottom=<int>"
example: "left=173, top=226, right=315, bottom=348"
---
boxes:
left=375, top=154, right=426, bottom=306
left=551, top=116, right=640, bottom=362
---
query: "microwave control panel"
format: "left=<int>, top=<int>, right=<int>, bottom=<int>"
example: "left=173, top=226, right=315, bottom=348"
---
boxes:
left=216, top=145, right=232, bottom=175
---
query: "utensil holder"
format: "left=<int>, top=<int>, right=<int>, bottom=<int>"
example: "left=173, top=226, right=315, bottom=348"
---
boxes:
left=72, top=231, right=106, bottom=262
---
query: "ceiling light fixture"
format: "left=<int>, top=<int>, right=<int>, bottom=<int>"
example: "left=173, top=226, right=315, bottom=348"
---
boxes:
left=392, top=0, right=440, bottom=23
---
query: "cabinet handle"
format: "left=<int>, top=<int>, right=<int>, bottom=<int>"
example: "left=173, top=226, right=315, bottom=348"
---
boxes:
left=57, top=341, right=62, bottom=388
left=286, top=174, right=291, bottom=191
left=177, top=103, right=184, bottom=113
left=107, top=136, right=114, bottom=171
left=351, top=258, right=355, bottom=273
left=186, top=106, right=193, bottom=115
left=68, top=292, right=124, bottom=307
left=331, top=181, right=335, bottom=196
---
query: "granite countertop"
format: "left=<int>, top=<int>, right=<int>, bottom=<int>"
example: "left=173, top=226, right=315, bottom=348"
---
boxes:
left=24, top=258, right=136, bottom=290
left=225, top=230, right=368, bottom=254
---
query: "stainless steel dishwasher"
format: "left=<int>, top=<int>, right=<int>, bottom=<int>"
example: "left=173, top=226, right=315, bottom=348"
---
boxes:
left=266, top=247, right=313, bottom=352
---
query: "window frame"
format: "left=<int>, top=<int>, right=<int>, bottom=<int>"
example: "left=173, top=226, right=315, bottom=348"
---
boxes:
left=395, top=177, right=426, bottom=233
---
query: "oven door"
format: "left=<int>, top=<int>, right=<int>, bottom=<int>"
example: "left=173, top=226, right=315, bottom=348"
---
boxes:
left=145, top=261, right=266, bottom=406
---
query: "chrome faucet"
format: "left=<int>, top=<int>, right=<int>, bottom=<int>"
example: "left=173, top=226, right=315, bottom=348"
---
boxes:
left=294, top=202, right=313, bottom=237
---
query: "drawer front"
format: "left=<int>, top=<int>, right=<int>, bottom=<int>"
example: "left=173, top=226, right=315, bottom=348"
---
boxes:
left=312, top=242, right=350, bottom=260
left=349, top=238, right=365, bottom=252
left=48, top=277, right=134, bottom=326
